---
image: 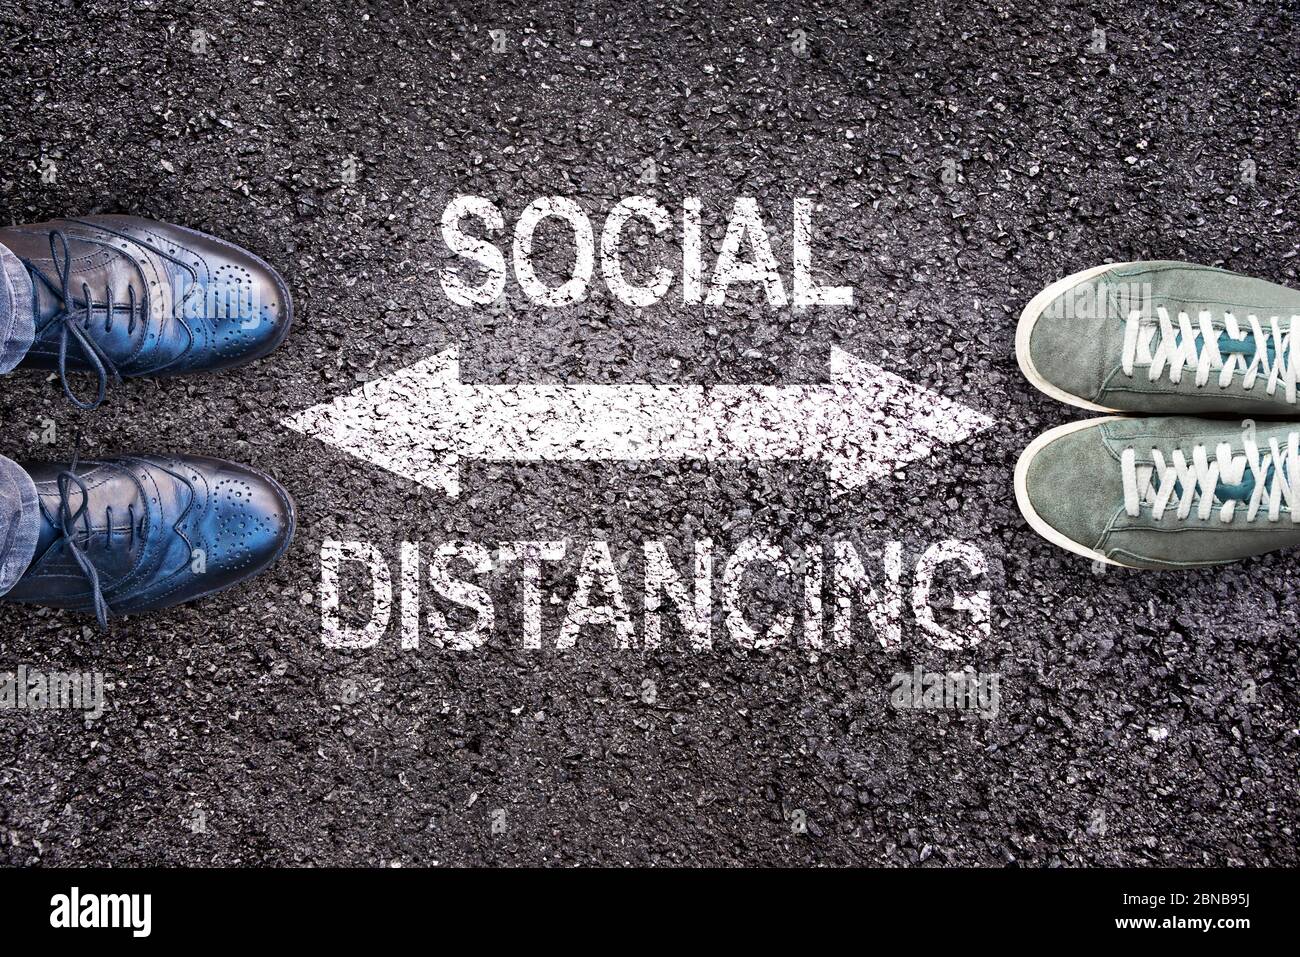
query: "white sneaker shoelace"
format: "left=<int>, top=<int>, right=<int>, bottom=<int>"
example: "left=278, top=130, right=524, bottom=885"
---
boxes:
left=1121, top=307, right=1300, bottom=403
left=1121, top=434, right=1300, bottom=523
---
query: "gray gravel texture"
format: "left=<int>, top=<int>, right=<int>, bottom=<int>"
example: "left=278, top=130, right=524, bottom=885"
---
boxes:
left=0, top=0, right=1297, bottom=867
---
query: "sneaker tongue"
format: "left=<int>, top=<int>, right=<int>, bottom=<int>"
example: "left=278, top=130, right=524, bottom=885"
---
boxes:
left=1164, top=329, right=1276, bottom=367
left=1216, top=331, right=1277, bottom=365
left=1215, top=462, right=1292, bottom=506
left=1214, top=471, right=1257, bottom=505
left=1170, top=463, right=1284, bottom=506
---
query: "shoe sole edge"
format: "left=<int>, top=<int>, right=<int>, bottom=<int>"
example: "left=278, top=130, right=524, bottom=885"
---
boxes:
left=1016, top=263, right=1130, bottom=413
left=1014, top=416, right=1139, bottom=568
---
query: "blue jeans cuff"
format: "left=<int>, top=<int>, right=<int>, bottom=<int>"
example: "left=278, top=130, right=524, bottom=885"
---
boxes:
left=0, top=239, right=34, bottom=374
left=0, top=456, right=39, bottom=598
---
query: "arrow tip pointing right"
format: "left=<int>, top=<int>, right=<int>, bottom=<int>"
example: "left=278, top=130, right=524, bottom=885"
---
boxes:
left=825, top=347, right=994, bottom=494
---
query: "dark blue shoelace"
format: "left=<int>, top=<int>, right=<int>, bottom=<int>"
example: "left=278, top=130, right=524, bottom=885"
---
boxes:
left=21, top=230, right=125, bottom=411
left=54, top=461, right=112, bottom=629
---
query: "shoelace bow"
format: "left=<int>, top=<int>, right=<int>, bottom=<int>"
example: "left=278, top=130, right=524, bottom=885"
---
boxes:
left=21, top=230, right=131, bottom=411
left=53, top=454, right=147, bottom=629
left=1122, top=434, right=1300, bottom=524
left=1121, top=306, right=1300, bottom=403
left=55, top=463, right=111, bottom=628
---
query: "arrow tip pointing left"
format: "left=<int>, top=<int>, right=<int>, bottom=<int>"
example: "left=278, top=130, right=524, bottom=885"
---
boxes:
left=281, top=346, right=464, bottom=498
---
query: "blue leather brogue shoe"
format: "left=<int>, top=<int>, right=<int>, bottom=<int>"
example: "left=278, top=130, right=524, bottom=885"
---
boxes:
left=0, top=216, right=292, bottom=409
left=1, top=455, right=295, bottom=627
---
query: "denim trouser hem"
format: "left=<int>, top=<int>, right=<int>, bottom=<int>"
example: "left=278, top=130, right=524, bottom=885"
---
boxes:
left=0, top=238, right=34, bottom=374
left=0, top=455, right=39, bottom=598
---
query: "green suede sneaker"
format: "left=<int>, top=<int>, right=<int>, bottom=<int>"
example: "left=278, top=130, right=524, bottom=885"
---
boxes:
left=1017, top=262, right=1300, bottom=414
left=1016, top=416, right=1300, bottom=569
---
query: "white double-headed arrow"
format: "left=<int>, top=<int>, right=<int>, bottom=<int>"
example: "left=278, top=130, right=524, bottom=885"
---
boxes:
left=282, top=347, right=993, bottom=498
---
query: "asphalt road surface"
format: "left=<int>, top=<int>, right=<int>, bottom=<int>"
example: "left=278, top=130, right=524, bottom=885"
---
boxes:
left=0, top=0, right=1296, bottom=866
